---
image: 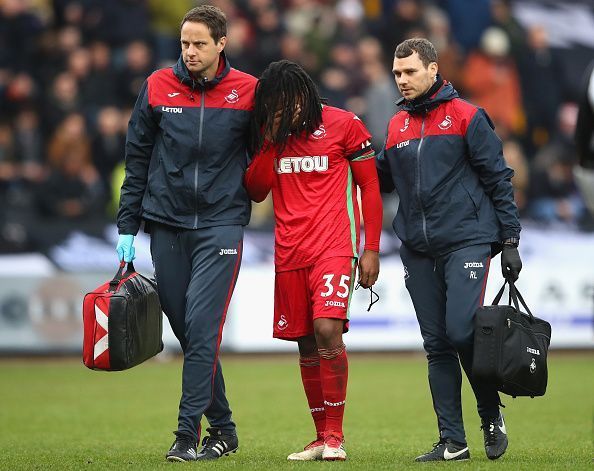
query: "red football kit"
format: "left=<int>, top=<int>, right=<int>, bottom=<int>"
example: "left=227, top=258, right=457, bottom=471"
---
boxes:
left=245, top=105, right=382, bottom=340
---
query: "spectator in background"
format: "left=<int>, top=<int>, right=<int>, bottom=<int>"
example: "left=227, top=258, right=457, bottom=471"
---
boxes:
left=42, top=72, right=80, bottom=137
left=502, top=139, right=529, bottom=214
left=225, top=17, right=259, bottom=76
left=378, top=0, right=426, bottom=60
left=91, top=107, right=124, bottom=198
left=250, top=1, right=284, bottom=73
left=463, top=27, right=523, bottom=136
left=52, top=0, right=86, bottom=30
left=289, top=1, right=335, bottom=76
left=334, top=0, right=367, bottom=43
left=14, top=108, right=45, bottom=186
left=0, top=0, right=44, bottom=73
left=0, top=110, right=44, bottom=230
left=528, top=151, right=585, bottom=226
left=85, top=41, right=118, bottom=109
left=47, top=112, right=91, bottom=170
left=575, top=60, right=594, bottom=169
left=358, top=36, right=399, bottom=150
left=92, top=0, right=151, bottom=51
left=0, top=122, right=16, bottom=193
left=66, top=47, right=94, bottom=115
left=148, top=0, right=194, bottom=64
left=528, top=104, right=586, bottom=226
left=441, top=0, right=491, bottom=53
left=37, top=25, right=83, bottom=81
left=520, top=25, right=562, bottom=151
left=116, top=40, right=154, bottom=107
left=328, top=42, right=365, bottom=97
left=490, top=0, right=527, bottom=63
left=2, top=72, right=37, bottom=117
left=424, top=6, right=464, bottom=94
left=574, top=60, right=594, bottom=217
left=36, top=148, right=103, bottom=220
left=318, top=66, right=350, bottom=109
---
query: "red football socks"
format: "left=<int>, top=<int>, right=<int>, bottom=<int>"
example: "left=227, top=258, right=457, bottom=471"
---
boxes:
left=318, top=343, right=348, bottom=439
left=299, top=353, right=326, bottom=439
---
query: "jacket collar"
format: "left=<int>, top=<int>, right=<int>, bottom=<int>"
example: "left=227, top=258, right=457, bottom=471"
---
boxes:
left=397, top=75, right=458, bottom=114
left=173, top=52, right=231, bottom=89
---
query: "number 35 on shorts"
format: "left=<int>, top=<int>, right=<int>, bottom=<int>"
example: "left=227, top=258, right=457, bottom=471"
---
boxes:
left=320, top=274, right=351, bottom=298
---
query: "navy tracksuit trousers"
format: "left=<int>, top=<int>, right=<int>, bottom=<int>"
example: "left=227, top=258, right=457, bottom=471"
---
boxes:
left=400, top=243, right=500, bottom=445
left=150, top=223, right=243, bottom=441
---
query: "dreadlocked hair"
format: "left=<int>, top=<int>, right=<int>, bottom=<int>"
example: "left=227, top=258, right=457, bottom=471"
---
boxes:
left=250, top=60, right=323, bottom=155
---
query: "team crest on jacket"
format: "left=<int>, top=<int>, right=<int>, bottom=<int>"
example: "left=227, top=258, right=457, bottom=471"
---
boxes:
left=224, top=89, right=239, bottom=104
left=438, top=115, right=453, bottom=130
left=400, top=117, right=410, bottom=132
left=311, top=125, right=326, bottom=139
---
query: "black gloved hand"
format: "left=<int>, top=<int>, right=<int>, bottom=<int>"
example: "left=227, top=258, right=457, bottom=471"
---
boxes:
left=501, top=246, right=522, bottom=281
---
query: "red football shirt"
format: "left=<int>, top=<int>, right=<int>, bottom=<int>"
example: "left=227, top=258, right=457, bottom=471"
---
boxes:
left=265, top=105, right=374, bottom=272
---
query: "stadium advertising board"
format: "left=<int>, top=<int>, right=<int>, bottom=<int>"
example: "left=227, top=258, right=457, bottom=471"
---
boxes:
left=0, top=228, right=592, bottom=353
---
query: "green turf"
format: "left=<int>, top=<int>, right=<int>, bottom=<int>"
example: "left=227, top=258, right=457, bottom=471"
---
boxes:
left=0, top=352, right=592, bottom=470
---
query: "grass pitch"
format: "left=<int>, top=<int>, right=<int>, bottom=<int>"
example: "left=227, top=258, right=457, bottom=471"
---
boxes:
left=0, top=352, right=592, bottom=470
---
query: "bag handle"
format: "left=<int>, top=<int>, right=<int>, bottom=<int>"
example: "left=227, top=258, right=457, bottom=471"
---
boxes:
left=510, top=281, right=534, bottom=319
left=492, top=279, right=534, bottom=321
left=108, top=261, right=136, bottom=292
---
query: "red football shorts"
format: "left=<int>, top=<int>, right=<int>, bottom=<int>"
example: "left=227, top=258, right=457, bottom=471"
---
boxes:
left=273, top=257, right=357, bottom=340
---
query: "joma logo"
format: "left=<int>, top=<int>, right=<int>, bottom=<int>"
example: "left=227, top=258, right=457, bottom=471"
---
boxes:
left=527, top=347, right=540, bottom=355
left=464, top=262, right=484, bottom=269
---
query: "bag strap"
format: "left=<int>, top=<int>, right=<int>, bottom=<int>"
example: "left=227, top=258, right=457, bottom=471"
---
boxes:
left=108, top=261, right=136, bottom=292
left=492, top=279, right=534, bottom=321
left=509, top=280, right=534, bottom=320
left=492, top=282, right=508, bottom=306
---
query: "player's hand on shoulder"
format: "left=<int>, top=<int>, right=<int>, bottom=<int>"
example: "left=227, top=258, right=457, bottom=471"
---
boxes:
left=358, top=249, right=379, bottom=288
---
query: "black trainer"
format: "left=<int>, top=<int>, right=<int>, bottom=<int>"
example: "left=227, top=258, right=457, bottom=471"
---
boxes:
left=415, top=438, right=470, bottom=462
left=195, top=427, right=239, bottom=461
left=166, top=433, right=198, bottom=462
left=481, top=412, right=508, bottom=460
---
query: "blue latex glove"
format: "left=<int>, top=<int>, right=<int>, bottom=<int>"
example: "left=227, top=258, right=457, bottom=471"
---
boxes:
left=116, top=234, right=135, bottom=262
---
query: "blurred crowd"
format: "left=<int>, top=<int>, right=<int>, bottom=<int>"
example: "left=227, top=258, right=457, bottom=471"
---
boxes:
left=0, top=0, right=592, bottom=252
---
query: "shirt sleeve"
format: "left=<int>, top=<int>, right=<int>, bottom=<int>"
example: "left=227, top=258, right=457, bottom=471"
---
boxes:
left=343, top=114, right=374, bottom=162
left=466, top=108, right=521, bottom=240
left=244, top=142, right=276, bottom=202
left=117, top=79, right=157, bottom=235
left=350, top=157, right=382, bottom=252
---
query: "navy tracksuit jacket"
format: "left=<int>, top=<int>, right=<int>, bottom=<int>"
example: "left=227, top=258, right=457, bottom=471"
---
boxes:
left=117, top=53, right=256, bottom=441
left=376, top=78, right=521, bottom=444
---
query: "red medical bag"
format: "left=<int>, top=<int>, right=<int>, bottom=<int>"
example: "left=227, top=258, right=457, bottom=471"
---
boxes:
left=83, top=262, right=163, bottom=371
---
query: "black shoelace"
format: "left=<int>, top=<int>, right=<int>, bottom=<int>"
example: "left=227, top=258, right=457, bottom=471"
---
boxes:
left=174, top=434, right=195, bottom=451
left=201, top=434, right=221, bottom=449
left=201, top=428, right=229, bottom=453
left=355, top=283, right=379, bottom=311
left=480, top=420, right=498, bottom=446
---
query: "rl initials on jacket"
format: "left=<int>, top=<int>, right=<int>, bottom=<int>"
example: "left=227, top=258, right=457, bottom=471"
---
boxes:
left=378, top=81, right=520, bottom=257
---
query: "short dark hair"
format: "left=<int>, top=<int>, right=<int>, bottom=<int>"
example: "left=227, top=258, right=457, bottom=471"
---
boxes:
left=180, top=5, right=227, bottom=43
left=395, top=38, right=438, bottom=68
